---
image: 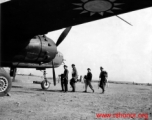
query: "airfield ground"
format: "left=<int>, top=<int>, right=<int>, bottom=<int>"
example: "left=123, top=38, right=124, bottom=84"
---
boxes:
left=0, top=75, right=152, bottom=120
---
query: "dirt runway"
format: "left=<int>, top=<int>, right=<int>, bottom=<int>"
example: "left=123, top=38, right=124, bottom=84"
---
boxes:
left=0, top=75, right=152, bottom=120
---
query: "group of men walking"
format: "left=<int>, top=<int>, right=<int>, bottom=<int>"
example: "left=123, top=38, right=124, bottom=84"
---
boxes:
left=60, top=64, right=108, bottom=94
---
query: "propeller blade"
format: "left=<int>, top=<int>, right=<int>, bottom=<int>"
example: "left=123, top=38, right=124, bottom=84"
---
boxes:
left=56, top=27, right=72, bottom=46
left=52, top=61, right=56, bottom=86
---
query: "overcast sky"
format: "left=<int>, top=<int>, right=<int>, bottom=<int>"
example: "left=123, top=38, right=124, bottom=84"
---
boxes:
left=18, top=7, right=152, bottom=83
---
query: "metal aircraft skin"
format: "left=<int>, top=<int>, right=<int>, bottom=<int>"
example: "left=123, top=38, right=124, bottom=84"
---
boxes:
left=0, top=0, right=152, bottom=96
left=12, top=51, right=64, bottom=69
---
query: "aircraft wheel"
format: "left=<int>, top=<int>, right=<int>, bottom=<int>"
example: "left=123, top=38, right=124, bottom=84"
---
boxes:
left=41, top=80, right=50, bottom=90
left=0, top=71, right=12, bottom=96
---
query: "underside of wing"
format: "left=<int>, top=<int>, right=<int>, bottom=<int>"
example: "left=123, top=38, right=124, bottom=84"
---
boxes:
left=1, top=0, right=152, bottom=38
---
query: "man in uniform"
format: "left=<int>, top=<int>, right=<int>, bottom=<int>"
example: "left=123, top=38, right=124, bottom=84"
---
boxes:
left=60, top=74, right=65, bottom=91
left=62, top=65, right=69, bottom=92
left=70, top=64, right=78, bottom=92
left=99, top=66, right=108, bottom=94
left=84, top=68, right=94, bottom=93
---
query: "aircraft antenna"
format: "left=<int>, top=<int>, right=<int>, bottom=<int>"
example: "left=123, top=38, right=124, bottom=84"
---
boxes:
left=116, top=15, right=133, bottom=26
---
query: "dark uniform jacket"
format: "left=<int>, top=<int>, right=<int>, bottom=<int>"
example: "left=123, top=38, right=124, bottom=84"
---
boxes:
left=99, top=71, right=108, bottom=83
left=64, top=69, right=69, bottom=80
left=86, top=72, right=92, bottom=81
left=61, top=74, right=64, bottom=83
left=72, top=68, right=78, bottom=79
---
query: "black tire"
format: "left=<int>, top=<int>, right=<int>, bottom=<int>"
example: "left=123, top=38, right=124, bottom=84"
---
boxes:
left=0, top=69, right=12, bottom=97
left=41, top=80, right=50, bottom=90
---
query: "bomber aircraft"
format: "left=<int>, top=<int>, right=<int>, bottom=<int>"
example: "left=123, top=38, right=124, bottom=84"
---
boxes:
left=0, top=26, right=71, bottom=96
left=0, top=25, right=71, bottom=96
left=1, top=0, right=152, bottom=96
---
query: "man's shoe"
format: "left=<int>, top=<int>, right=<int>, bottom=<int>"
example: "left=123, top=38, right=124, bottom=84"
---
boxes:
left=83, top=91, right=87, bottom=92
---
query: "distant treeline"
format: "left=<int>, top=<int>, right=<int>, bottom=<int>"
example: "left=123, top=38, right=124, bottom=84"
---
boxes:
left=92, top=80, right=152, bottom=86
left=17, top=74, right=152, bottom=86
left=17, top=73, right=53, bottom=79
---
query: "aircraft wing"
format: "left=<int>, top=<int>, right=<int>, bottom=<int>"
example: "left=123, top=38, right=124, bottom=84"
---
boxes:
left=2, top=0, right=152, bottom=38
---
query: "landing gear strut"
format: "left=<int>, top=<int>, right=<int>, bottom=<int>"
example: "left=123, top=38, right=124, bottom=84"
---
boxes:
left=10, top=67, right=17, bottom=82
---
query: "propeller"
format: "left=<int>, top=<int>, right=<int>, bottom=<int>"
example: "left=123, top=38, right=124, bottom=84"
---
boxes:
left=52, top=60, right=56, bottom=86
left=56, top=27, right=72, bottom=46
left=52, top=27, right=72, bottom=85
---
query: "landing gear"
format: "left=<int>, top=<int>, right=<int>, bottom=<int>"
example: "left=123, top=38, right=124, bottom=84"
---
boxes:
left=41, top=79, right=50, bottom=90
left=10, top=67, right=17, bottom=82
left=33, top=70, right=51, bottom=90
left=33, top=79, right=51, bottom=90
left=0, top=68, right=12, bottom=96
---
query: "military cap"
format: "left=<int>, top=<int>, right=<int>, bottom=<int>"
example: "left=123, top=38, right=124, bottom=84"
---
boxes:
left=71, top=64, right=75, bottom=66
left=100, top=66, right=103, bottom=69
left=64, top=65, right=67, bottom=67
left=87, top=68, right=91, bottom=70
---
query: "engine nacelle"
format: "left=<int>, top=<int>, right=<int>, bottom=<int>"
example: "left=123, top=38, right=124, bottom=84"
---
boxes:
left=13, top=35, right=57, bottom=64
